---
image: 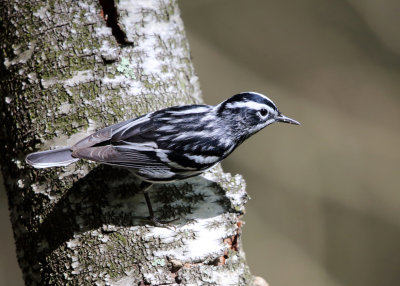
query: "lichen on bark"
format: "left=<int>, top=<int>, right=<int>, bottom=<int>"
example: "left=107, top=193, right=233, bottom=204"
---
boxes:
left=0, top=0, right=253, bottom=284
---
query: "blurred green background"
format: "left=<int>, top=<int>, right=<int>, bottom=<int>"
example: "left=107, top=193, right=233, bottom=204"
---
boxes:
left=1, top=1, right=399, bottom=285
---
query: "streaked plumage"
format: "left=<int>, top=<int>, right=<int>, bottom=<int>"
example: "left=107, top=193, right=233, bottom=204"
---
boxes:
left=26, top=92, right=299, bottom=221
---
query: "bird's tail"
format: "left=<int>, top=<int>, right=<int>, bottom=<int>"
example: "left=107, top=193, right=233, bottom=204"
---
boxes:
left=25, top=147, right=79, bottom=168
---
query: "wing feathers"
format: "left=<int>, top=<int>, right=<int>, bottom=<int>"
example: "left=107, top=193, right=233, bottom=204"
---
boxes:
left=72, top=117, right=142, bottom=149
left=72, top=146, right=166, bottom=169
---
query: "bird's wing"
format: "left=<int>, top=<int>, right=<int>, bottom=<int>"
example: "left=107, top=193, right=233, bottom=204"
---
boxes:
left=110, top=105, right=228, bottom=171
left=72, top=145, right=166, bottom=169
left=72, top=114, right=150, bottom=150
left=71, top=112, right=172, bottom=170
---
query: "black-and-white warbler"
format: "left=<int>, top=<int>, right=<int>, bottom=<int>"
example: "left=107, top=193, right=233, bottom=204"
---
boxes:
left=26, top=92, right=299, bottom=221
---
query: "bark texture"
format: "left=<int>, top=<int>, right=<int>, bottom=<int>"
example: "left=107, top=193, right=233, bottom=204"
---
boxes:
left=0, top=0, right=253, bottom=285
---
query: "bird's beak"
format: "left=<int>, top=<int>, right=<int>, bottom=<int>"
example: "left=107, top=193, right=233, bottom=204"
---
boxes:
left=276, top=114, right=300, bottom=125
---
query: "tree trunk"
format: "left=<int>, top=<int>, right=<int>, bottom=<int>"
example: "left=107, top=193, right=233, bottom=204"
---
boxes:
left=0, top=0, right=254, bottom=284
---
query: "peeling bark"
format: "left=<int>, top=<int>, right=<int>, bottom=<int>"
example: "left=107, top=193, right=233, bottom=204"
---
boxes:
left=0, top=0, right=254, bottom=284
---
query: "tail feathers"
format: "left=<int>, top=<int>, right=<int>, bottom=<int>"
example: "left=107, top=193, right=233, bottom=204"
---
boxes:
left=26, top=147, right=79, bottom=168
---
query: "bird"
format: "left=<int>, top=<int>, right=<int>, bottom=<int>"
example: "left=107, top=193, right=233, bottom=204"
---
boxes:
left=26, top=92, right=300, bottom=223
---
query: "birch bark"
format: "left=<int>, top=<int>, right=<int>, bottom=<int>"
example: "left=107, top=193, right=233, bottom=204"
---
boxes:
left=0, top=0, right=254, bottom=284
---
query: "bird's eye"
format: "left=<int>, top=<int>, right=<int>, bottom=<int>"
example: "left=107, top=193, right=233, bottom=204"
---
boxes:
left=258, top=109, right=268, bottom=117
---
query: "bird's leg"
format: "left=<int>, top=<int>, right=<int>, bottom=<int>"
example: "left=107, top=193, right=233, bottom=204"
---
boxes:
left=140, top=181, right=155, bottom=220
left=140, top=181, right=177, bottom=229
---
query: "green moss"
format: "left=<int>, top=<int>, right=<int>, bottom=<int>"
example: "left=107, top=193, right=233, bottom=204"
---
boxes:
left=116, top=57, right=136, bottom=79
left=112, top=233, right=128, bottom=246
left=152, top=258, right=166, bottom=266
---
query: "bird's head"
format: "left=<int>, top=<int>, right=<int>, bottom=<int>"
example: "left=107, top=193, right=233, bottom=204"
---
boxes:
left=217, top=91, right=300, bottom=140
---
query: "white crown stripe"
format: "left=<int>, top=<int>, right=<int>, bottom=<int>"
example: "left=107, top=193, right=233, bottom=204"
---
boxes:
left=225, top=101, right=275, bottom=112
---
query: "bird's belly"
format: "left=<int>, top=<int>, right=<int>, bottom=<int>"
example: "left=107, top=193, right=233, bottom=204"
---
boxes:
left=128, top=165, right=213, bottom=183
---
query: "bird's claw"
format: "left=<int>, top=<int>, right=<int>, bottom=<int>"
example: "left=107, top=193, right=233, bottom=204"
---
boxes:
left=146, top=216, right=178, bottom=230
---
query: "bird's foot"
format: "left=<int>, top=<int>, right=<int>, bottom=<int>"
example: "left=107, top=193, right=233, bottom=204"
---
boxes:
left=146, top=216, right=178, bottom=230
